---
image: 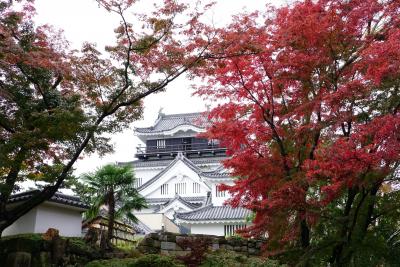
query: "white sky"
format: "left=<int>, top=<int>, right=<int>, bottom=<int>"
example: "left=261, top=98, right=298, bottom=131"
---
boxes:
left=34, top=0, right=284, bottom=175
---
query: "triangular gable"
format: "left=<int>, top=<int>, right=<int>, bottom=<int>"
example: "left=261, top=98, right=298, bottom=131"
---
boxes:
left=139, top=154, right=211, bottom=197
left=157, top=195, right=198, bottom=214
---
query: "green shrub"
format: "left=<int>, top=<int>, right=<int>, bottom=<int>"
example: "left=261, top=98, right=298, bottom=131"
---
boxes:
left=85, top=254, right=184, bottom=267
left=200, top=250, right=286, bottom=267
left=85, top=258, right=137, bottom=267
left=129, top=254, right=184, bottom=267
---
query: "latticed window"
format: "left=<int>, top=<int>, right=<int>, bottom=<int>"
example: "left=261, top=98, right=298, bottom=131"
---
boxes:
left=161, top=184, right=168, bottom=195
left=193, top=182, right=200, bottom=193
left=224, top=224, right=246, bottom=236
left=175, top=182, right=186, bottom=194
left=134, top=178, right=142, bottom=188
left=216, top=185, right=226, bottom=197
left=157, top=139, right=166, bottom=148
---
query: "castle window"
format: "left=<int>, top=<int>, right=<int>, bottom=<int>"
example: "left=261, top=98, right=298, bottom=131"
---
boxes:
left=193, top=182, right=200, bottom=193
left=134, top=178, right=143, bottom=188
left=208, top=139, right=220, bottom=147
left=161, top=184, right=168, bottom=195
left=157, top=139, right=166, bottom=148
left=175, top=182, right=186, bottom=195
left=224, top=224, right=246, bottom=236
left=216, top=185, right=226, bottom=197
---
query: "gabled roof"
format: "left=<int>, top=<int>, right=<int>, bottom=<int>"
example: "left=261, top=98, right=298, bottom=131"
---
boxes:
left=137, top=153, right=232, bottom=193
left=137, top=153, right=231, bottom=193
left=134, top=112, right=208, bottom=134
left=176, top=205, right=251, bottom=222
left=8, top=190, right=89, bottom=210
left=119, top=156, right=227, bottom=169
left=155, top=194, right=199, bottom=212
left=137, top=156, right=181, bottom=191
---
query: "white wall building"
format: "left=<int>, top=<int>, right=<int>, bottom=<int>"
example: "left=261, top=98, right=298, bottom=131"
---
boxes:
left=119, top=112, right=250, bottom=236
left=3, top=191, right=88, bottom=237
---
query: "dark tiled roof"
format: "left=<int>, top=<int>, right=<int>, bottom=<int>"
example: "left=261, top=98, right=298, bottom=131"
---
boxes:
left=146, top=196, right=206, bottom=204
left=119, top=156, right=227, bottom=168
left=135, top=112, right=208, bottom=134
left=176, top=205, right=251, bottom=221
left=155, top=195, right=199, bottom=212
left=8, top=190, right=89, bottom=210
left=201, top=172, right=231, bottom=179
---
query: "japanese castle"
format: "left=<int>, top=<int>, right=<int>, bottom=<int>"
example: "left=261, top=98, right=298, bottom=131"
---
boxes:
left=119, top=112, right=250, bottom=236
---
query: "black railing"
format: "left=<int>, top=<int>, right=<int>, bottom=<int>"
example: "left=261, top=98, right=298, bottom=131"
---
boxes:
left=136, top=142, right=225, bottom=156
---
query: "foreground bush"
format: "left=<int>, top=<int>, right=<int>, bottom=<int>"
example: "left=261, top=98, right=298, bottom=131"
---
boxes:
left=85, top=254, right=184, bottom=267
left=200, top=250, right=286, bottom=267
left=85, top=258, right=137, bottom=267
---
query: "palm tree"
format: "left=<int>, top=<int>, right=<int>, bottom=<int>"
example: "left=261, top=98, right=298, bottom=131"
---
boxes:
left=77, top=164, right=147, bottom=249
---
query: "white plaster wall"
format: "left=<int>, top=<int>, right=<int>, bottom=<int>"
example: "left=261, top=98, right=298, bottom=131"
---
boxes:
left=211, top=182, right=233, bottom=206
left=135, top=168, right=162, bottom=182
left=190, top=223, right=224, bottom=236
left=34, top=203, right=83, bottom=237
left=146, top=175, right=207, bottom=199
left=136, top=213, right=163, bottom=231
left=136, top=213, right=179, bottom=233
left=3, top=208, right=38, bottom=236
left=142, top=160, right=212, bottom=199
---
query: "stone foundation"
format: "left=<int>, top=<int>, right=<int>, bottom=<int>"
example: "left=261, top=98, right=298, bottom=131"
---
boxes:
left=138, top=232, right=265, bottom=257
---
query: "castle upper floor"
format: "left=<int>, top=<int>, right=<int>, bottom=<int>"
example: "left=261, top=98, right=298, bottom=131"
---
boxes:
left=134, top=112, right=226, bottom=160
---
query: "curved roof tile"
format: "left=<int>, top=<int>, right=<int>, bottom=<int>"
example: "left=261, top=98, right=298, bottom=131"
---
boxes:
left=8, top=190, right=89, bottom=209
left=135, top=112, right=208, bottom=134
left=176, top=205, right=251, bottom=221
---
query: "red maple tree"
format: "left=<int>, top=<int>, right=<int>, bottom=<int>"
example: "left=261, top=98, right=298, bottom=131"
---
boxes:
left=195, top=0, right=400, bottom=264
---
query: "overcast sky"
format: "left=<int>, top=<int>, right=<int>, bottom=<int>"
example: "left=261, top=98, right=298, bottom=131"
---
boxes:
left=33, top=0, right=285, bottom=175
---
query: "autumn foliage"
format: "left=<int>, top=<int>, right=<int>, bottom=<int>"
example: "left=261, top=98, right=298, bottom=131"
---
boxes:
left=0, top=0, right=213, bottom=235
left=195, top=0, right=400, bottom=265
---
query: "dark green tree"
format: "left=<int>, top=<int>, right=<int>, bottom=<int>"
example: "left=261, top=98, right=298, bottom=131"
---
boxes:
left=0, top=0, right=213, bottom=236
left=76, top=164, right=147, bottom=250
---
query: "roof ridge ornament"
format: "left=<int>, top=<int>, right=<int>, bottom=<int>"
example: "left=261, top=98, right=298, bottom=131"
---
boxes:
left=176, top=151, right=184, bottom=160
left=157, top=107, right=165, bottom=118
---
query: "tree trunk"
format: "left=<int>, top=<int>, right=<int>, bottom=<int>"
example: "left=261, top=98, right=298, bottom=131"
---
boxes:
left=300, top=219, right=310, bottom=248
left=331, top=183, right=380, bottom=266
left=106, top=189, right=115, bottom=250
left=330, top=187, right=358, bottom=265
left=0, top=148, right=27, bottom=215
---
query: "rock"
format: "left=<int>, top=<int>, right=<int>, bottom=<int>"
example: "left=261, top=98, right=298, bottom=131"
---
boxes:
left=138, top=245, right=160, bottom=254
left=6, top=252, right=31, bottom=267
left=161, top=241, right=176, bottom=250
left=42, top=228, right=60, bottom=241
left=248, top=248, right=257, bottom=255
left=160, top=233, right=177, bottom=242
left=84, top=228, right=99, bottom=246
left=211, top=243, right=219, bottom=251
left=160, top=249, right=169, bottom=255
left=38, top=251, right=51, bottom=267
left=51, top=236, right=68, bottom=265
left=148, top=233, right=160, bottom=240
left=172, top=250, right=191, bottom=257
left=233, top=246, right=242, bottom=252
left=248, top=241, right=255, bottom=248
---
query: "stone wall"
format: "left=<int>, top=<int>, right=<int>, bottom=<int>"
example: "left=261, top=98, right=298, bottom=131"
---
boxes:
left=0, top=234, right=124, bottom=267
left=138, top=232, right=265, bottom=257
